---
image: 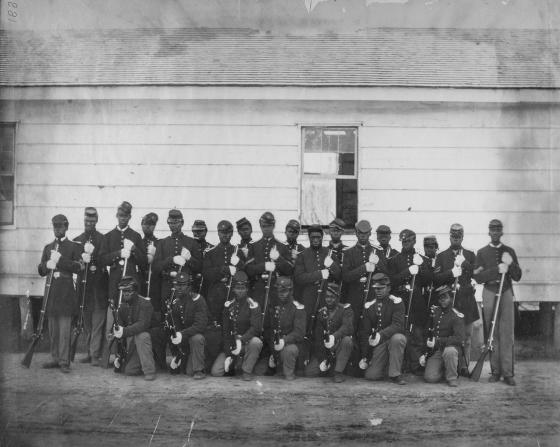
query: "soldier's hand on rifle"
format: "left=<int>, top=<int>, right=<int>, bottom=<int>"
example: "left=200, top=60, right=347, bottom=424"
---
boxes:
left=419, top=354, right=427, bottom=367
left=452, top=265, right=462, bottom=278
left=46, top=259, right=57, bottom=270
left=170, top=356, right=181, bottom=370
left=359, top=358, right=368, bottom=370
left=426, top=337, right=435, bottom=349
left=265, top=261, right=276, bottom=272
left=229, top=266, right=237, bottom=276
left=319, top=359, right=330, bottom=372
left=413, top=253, right=423, bottom=265
left=502, top=251, right=513, bottom=266
left=171, top=332, right=182, bottom=345
left=147, top=244, right=156, bottom=256
left=368, top=332, right=381, bottom=347
left=269, top=246, right=280, bottom=261
left=241, top=247, right=249, bottom=257
left=324, top=334, right=335, bottom=349
left=224, top=355, right=233, bottom=373
left=409, top=264, right=419, bottom=275
left=181, top=247, right=192, bottom=261
left=81, top=252, right=92, bottom=264
left=324, top=255, right=334, bottom=268
left=498, top=263, right=508, bottom=274
left=454, top=254, right=465, bottom=267
left=114, top=325, right=124, bottom=339
left=365, top=262, right=376, bottom=273
left=321, top=269, right=329, bottom=280
left=230, top=253, right=240, bottom=266
left=123, top=238, right=134, bottom=251
left=147, top=254, right=154, bottom=264
left=274, top=338, right=285, bottom=351
left=369, top=253, right=379, bottom=265
left=121, top=248, right=131, bottom=259
left=50, top=250, right=62, bottom=263
left=173, top=255, right=186, bottom=266
left=231, top=338, right=242, bottom=356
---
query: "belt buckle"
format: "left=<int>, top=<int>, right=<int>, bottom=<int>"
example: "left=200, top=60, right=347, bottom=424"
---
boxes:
left=261, top=273, right=269, bottom=280
left=118, top=260, right=124, bottom=266
left=89, top=265, right=97, bottom=272
left=53, top=272, right=60, bottom=279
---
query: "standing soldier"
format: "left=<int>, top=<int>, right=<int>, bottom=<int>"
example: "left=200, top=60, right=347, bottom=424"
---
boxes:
left=388, top=229, right=431, bottom=375
left=327, top=218, right=347, bottom=276
left=38, top=214, right=82, bottom=373
left=99, top=201, right=148, bottom=306
left=140, top=212, right=161, bottom=319
left=211, top=271, right=263, bottom=380
left=294, top=224, right=341, bottom=329
left=108, top=276, right=157, bottom=381
left=266, top=276, right=306, bottom=380
left=473, top=219, right=522, bottom=386
left=423, top=285, right=466, bottom=387
left=73, top=207, right=108, bottom=366
left=422, top=235, right=440, bottom=309
left=245, top=212, right=294, bottom=309
left=341, top=220, right=388, bottom=330
left=285, top=219, right=305, bottom=299
left=191, top=220, right=214, bottom=296
left=236, top=217, right=253, bottom=254
left=358, top=273, right=407, bottom=385
left=435, top=224, right=479, bottom=369
left=304, top=284, right=354, bottom=382
left=166, top=272, right=209, bottom=379
left=375, top=225, right=399, bottom=262
left=202, top=220, right=243, bottom=371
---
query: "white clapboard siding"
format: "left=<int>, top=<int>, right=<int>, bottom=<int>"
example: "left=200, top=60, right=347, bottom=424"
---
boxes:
left=18, top=145, right=300, bottom=166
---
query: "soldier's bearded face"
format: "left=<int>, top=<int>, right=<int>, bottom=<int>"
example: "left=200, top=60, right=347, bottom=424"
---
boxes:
left=237, top=225, right=252, bottom=241
left=116, top=212, right=131, bottom=229
left=84, top=216, right=97, bottom=233
left=450, top=233, right=463, bottom=249
left=53, top=224, right=67, bottom=239
left=309, top=234, right=322, bottom=249
left=168, top=220, right=183, bottom=235
left=218, top=230, right=233, bottom=245
left=232, top=283, right=248, bottom=300
left=356, top=230, right=371, bottom=246
left=193, top=229, right=207, bottom=240
left=121, top=288, right=135, bottom=302
left=377, top=233, right=391, bottom=247
left=329, top=227, right=343, bottom=243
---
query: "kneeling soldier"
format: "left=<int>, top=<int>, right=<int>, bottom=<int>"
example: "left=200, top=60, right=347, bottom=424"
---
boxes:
left=211, top=271, right=263, bottom=381
left=167, top=271, right=209, bottom=379
left=359, top=273, right=407, bottom=385
left=108, top=276, right=157, bottom=380
left=305, top=284, right=354, bottom=383
left=423, top=285, right=466, bottom=387
left=267, top=276, right=306, bottom=380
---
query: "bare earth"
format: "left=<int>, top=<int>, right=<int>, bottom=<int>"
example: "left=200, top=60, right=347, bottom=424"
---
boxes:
left=1, top=354, right=559, bottom=447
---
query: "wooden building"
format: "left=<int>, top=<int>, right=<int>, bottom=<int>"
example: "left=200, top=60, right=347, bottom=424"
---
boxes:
left=0, top=27, right=558, bottom=302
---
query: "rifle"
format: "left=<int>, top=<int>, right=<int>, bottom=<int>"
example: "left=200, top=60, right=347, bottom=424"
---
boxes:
left=104, top=257, right=129, bottom=371
left=22, top=242, right=59, bottom=368
left=164, top=284, right=185, bottom=372
left=470, top=271, right=506, bottom=382
left=319, top=308, right=336, bottom=371
left=70, top=260, right=89, bottom=361
left=404, top=273, right=417, bottom=333
left=419, top=305, right=437, bottom=367
left=303, top=259, right=330, bottom=365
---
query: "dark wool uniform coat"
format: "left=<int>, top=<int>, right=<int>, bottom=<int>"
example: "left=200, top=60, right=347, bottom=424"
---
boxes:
left=38, top=238, right=82, bottom=317
left=429, top=306, right=466, bottom=350
left=117, top=293, right=154, bottom=338
left=222, top=297, right=262, bottom=355
left=473, top=244, right=522, bottom=293
left=193, top=238, right=214, bottom=296
left=435, top=247, right=480, bottom=325
left=265, top=299, right=306, bottom=347
left=171, top=292, right=209, bottom=339
left=139, top=235, right=162, bottom=313
left=313, top=303, right=354, bottom=361
left=73, top=230, right=109, bottom=311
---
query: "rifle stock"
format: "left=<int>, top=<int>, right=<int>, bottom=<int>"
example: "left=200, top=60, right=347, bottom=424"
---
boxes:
left=21, top=336, right=41, bottom=369
left=70, top=262, right=89, bottom=361
left=470, top=346, right=488, bottom=381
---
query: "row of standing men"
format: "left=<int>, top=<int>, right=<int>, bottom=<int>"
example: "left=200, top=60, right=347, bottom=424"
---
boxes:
left=38, top=201, right=522, bottom=385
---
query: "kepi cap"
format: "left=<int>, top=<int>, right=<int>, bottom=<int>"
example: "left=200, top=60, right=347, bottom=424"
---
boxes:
left=192, top=220, right=207, bottom=231
left=355, top=220, right=372, bottom=233
left=259, top=211, right=275, bottom=226
left=329, top=218, right=346, bottom=230
left=118, top=275, right=137, bottom=290
left=286, top=219, right=301, bottom=232
left=435, top=284, right=452, bottom=297
left=217, top=220, right=233, bottom=232
left=84, top=207, right=98, bottom=221
left=399, top=229, right=416, bottom=241
left=141, top=212, right=158, bottom=226
left=167, top=209, right=183, bottom=221
left=489, top=219, right=503, bottom=230
left=450, top=223, right=464, bottom=235
left=325, top=282, right=340, bottom=297
left=236, top=217, right=252, bottom=229
left=275, top=276, right=293, bottom=289
left=423, top=235, right=438, bottom=247
left=51, top=214, right=69, bottom=226
left=376, top=225, right=391, bottom=234
left=117, top=201, right=132, bottom=216
left=372, top=272, right=390, bottom=287
left=307, top=224, right=323, bottom=236
left=174, top=271, right=191, bottom=285
left=232, top=270, right=249, bottom=285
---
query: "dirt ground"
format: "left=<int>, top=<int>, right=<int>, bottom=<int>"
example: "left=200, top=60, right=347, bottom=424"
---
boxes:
left=0, top=353, right=559, bottom=447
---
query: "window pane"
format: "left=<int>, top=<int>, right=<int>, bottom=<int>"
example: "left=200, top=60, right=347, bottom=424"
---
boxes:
left=303, top=127, right=356, bottom=176
left=301, top=176, right=336, bottom=225
left=336, top=178, right=357, bottom=228
left=0, top=125, right=15, bottom=173
left=303, top=152, right=338, bottom=175
left=0, top=175, right=14, bottom=225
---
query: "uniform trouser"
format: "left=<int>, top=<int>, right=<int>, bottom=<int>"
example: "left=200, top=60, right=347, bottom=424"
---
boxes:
left=365, top=333, right=406, bottom=380
left=211, top=337, right=263, bottom=376
left=483, top=286, right=515, bottom=378
left=48, top=315, right=72, bottom=366
left=204, top=326, right=223, bottom=373
left=83, top=306, right=107, bottom=359
left=405, top=325, right=425, bottom=373
left=304, top=336, right=353, bottom=376
left=275, top=344, right=299, bottom=377
left=463, top=322, right=473, bottom=366
left=424, top=346, right=459, bottom=383
left=184, top=333, right=205, bottom=375
left=124, top=332, right=156, bottom=376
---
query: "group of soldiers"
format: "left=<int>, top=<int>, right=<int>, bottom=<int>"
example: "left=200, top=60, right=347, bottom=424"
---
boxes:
left=36, top=201, right=522, bottom=386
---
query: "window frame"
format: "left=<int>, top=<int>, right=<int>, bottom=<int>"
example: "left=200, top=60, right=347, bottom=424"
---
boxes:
left=298, top=123, right=361, bottom=231
left=0, top=121, right=18, bottom=229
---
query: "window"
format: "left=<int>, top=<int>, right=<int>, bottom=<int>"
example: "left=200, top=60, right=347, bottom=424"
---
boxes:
left=0, top=123, right=16, bottom=226
left=300, top=127, right=358, bottom=229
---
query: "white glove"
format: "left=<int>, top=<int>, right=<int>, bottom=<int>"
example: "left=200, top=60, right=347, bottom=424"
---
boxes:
left=268, top=354, right=276, bottom=369
left=427, top=338, right=435, bottom=349
left=319, top=359, right=330, bottom=372
left=502, top=252, right=513, bottom=266
left=241, top=247, right=249, bottom=257
left=230, top=253, right=240, bottom=266
left=269, top=246, right=280, bottom=261
left=274, top=338, right=285, bottom=351
left=114, top=357, right=121, bottom=370
left=147, top=254, right=154, bottom=264
left=321, top=269, right=329, bottom=280
left=454, top=254, right=465, bottom=267
left=120, top=248, right=131, bottom=259
left=50, top=250, right=62, bottom=262
left=324, top=256, right=334, bottom=268
left=452, top=265, right=462, bottom=278
left=123, top=239, right=134, bottom=251
left=368, top=332, right=381, bottom=347
left=369, top=253, right=379, bottom=265
left=181, top=247, right=191, bottom=261
left=231, top=338, right=242, bottom=356
left=114, top=325, right=124, bottom=339
left=84, top=242, right=95, bottom=254
left=419, top=354, right=427, bottom=367
left=171, top=332, right=182, bottom=345
left=324, top=334, right=335, bottom=349
left=170, top=356, right=182, bottom=370
left=170, top=271, right=177, bottom=278
left=229, top=265, right=237, bottom=276
left=46, top=260, right=57, bottom=270
left=147, top=244, right=156, bottom=256
left=409, top=265, right=419, bottom=275
left=365, top=262, right=376, bottom=273
left=173, top=255, right=186, bottom=266
left=81, top=253, right=91, bottom=263
left=359, top=358, right=369, bottom=370
left=413, top=253, right=423, bottom=265
left=224, top=356, right=233, bottom=373
left=291, top=249, right=298, bottom=260
left=265, top=261, right=276, bottom=272
left=498, top=263, right=508, bottom=274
